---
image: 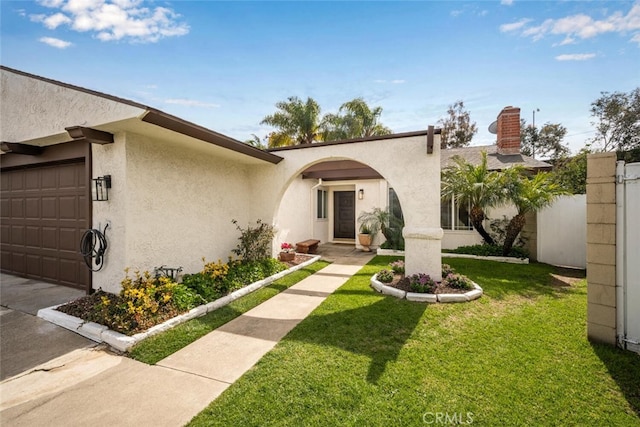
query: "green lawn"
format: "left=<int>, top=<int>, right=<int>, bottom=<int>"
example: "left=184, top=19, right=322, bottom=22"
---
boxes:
left=129, top=260, right=331, bottom=364
left=188, top=256, right=640, bottom=426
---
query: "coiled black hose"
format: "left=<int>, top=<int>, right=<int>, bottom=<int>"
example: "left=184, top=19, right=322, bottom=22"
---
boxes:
left=80, top=224, right=109, bottom=271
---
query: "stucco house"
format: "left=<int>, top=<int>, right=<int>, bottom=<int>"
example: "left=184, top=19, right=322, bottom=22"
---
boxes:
left=1, top=66, right=443, bottom=294
left=440, top=106, right=551, bottom=251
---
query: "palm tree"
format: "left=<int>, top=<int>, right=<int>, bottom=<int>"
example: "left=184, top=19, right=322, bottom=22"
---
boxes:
left=260, top=97, right=321, bottom=146
left=501, top=169, right=566, bottom=255
left=244, top=134, right=267, bottom=150
left=320, top=98, right=392, bottom=141
left=441, top=151, right=504, bottom=245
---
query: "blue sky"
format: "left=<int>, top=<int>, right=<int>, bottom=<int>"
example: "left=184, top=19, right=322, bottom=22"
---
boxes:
left=1, top=1, right=639, bottom=155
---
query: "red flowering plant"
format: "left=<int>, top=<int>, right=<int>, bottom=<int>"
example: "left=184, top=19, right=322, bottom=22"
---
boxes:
left=280, top=242, right=295, bottom=254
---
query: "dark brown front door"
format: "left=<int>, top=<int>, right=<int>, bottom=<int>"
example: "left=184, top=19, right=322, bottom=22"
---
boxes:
left=1, top=161, right=90, bottom=290
left=333, top=191, right=355, bottom=239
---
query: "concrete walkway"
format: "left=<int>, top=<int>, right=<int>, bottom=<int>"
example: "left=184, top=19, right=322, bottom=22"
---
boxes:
left=0, top=244, right=373, bottom=426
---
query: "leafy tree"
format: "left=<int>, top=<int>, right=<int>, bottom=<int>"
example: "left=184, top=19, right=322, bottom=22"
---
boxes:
left=441, top=151, right=503, bottom=245
left=551, top=149, right=589, bottom=194
left=589, top=88, right=640, bottom=152
left=520, top=120, right=569, bottom=160
left=438, top=100, right=478, bottom=149
left=260, top=96, right=321, bottom=146
left=320, top=98, right=392, bottom=141
left=501, top=169, right=566, bottom=255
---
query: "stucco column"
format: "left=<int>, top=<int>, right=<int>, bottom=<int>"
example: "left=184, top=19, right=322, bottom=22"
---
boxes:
left=403, top=226, right=443, bottom=282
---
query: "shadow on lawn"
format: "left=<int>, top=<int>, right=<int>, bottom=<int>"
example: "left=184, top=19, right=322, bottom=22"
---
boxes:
left=444, top=258, right=579, bottom=301
left=286, top=296, right=427, bottom=384
left=592, top=342, right=640, bottom=416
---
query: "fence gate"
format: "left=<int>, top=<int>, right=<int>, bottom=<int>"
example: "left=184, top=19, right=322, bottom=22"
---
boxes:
left=619, top=161, right=640, bottom=354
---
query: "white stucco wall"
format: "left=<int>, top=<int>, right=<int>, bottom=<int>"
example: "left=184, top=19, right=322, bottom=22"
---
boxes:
left=91, top=133, right=128, bottom=292
left=275, top=177, right=316, bottom=248
left=0, top=68, right=144, bottom=145
left=92, top=131, right=256, bottom=293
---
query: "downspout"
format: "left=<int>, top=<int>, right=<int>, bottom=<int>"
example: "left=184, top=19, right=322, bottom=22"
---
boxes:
left=615, top=160, right=626, bottom=349
left=310, top=179, right=323, bottom=240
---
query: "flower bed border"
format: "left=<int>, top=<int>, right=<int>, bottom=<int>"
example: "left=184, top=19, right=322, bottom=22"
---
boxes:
left=376, top=248, right=529, bottom=264
left=370, top=273, right=483, bottom=303
left=38, top=255, right=321, bottom=352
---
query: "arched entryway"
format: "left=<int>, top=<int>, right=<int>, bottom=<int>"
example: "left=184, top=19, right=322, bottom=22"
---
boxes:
left=251, top=130, right=444, bottom=281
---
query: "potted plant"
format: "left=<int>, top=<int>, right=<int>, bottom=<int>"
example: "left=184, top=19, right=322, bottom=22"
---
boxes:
left=279, top=242, right=296, bottom=262
left=358, top=207, right=405, bottom=251
left=357, top=223, right=375, bottom=252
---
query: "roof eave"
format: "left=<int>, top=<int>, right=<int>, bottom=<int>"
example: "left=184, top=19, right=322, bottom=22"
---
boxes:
left=141, top=109, right=283, bottom=165
left=268, top=129, right=440, bottom=152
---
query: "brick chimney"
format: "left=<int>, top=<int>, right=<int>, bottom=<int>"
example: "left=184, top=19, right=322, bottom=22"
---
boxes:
left=496, top=106, right=521, bottom=155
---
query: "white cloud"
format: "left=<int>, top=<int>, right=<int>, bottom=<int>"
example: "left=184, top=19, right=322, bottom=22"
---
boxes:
left=374, top=79, right=405, bottom=84
left=501, top=0, right=514, bottom=5
left=555, top=53, right=596, bottom=61
left=500, top=18, right=532, bottom=33
left=39, top=36, right=72, bottom=48
left=502, top=1, right=640, bottom=45
left=30, top=0, right=189, bottom=43
left=164, top=99, right=220, bottom=108
left=555, top=36, right=576, bottom=46
left=450, top=10, right=463, bottom=17
left=39, top=0, right=65, bottom=8
left=43, top=12, right=72, bottom=28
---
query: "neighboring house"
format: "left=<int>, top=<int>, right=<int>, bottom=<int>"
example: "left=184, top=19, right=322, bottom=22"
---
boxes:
left=1, top=66, right=443, bottom=293
left=440, top=106, right=551, bottom=250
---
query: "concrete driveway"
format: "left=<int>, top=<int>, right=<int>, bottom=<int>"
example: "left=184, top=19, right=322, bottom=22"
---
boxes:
left=0, top=273, right=96, bottom=381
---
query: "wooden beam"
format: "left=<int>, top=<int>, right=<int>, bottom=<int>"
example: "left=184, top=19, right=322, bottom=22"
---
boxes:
left=0, top=142, right=44, bottom=155
left=65, top=126, right=114, bottom=145
left=427, top=125, right=434, bottom=154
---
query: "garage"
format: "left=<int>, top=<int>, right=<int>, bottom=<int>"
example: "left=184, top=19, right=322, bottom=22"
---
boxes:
left=1, top=142, right=91, bottom=291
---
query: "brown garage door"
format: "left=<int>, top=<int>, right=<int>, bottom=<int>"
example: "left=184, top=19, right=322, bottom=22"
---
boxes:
left=1, top=161, right=90, bottom=290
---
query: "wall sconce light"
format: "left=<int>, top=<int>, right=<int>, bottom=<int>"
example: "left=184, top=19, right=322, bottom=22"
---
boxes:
left=358, top=189, right=364, bottom=200
left=92, top=175, right=112, bottom=201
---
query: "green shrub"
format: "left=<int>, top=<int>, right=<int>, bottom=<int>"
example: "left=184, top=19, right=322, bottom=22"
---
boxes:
left=227, top=259, right=286, bottom=290
left=231, top=219, right=275, bottom=263
left=390, top=260, right=405, bottom=274
left=182, top=257, right=286, bottom=301
left=376, top=269, right=394, bottom=283
left=182, top=272, right=226, bottom=302
left=441, top=263, right=455, bottom=277
left=442, top=273, right=473, bottom=290
left=58, top=270, right=202, bottom=335
left=409, top=273, right=436, bottom=293
left=445, top=244, right=529, bottom=259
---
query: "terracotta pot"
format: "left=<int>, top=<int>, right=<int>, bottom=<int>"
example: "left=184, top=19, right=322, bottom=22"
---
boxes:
left=358, top=233, right=372, bottom=252
left=279, top=252, right=295, bottom=262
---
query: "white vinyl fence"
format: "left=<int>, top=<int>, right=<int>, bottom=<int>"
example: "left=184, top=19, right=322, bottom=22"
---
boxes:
left=537, top=195, right=587, bottom=269
left=617, top=161, right=640, bottom=354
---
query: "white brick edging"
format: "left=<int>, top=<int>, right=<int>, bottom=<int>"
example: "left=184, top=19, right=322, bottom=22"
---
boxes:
left=442, top=253, right=529, bottom=264
left=370, top=274, right=483, bottom=303
left=37, top=255, right=321, bottom=352
left=376, top=249, right=529, bottom=264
